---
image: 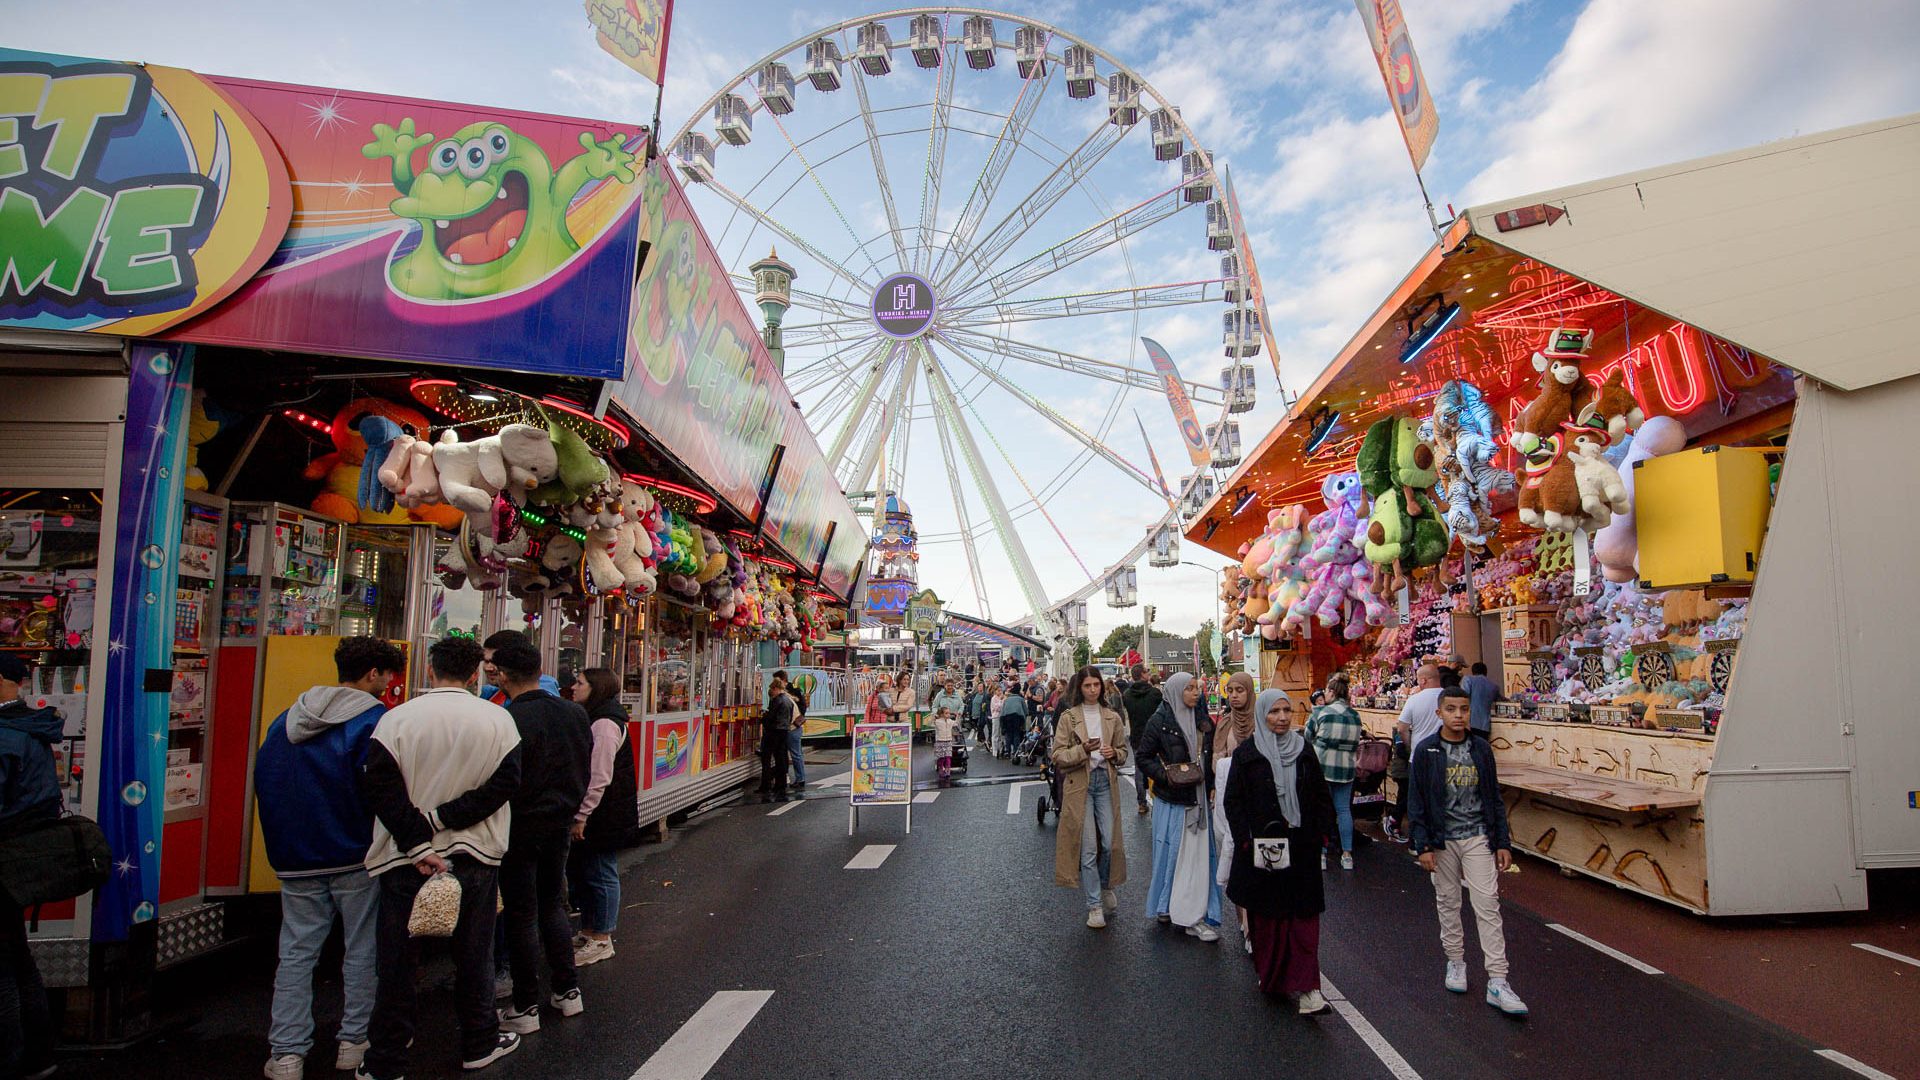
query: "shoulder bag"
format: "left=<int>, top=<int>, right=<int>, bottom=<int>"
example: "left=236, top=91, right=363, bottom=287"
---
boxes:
left=0, top=812, right=112, bottom=908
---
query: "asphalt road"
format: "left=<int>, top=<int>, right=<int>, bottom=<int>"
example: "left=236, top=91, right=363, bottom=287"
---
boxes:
left=58, top=734, right=1883, bottom=1080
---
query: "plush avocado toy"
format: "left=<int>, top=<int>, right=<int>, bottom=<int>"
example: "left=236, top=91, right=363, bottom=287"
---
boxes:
left=1357, top=415, right=1450, bottom=593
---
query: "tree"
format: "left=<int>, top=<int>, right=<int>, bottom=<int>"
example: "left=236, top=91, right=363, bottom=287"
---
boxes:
left=1097, top=623, right=1141, bottom=660
left=1194, top=620, right=1220, bottom=678
left=1071, top=637, right=1092, bottom=669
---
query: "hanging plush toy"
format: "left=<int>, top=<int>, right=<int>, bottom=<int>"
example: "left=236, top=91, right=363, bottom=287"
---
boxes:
left=1253, top=505, right=1310, bottom=639
left=1595, top=415, right=1687, bottom=582
left=1358, top=416, right=1449, bottom=593
left=182, top=390, right=220, bottom=493
left=1426, top=380, right=1513, bottom=555
left=1292, top=472, right=1394, bottom=636
left=1511, top=350, right=1590, bottom=533
left=310, top=397, right=455, bottom=526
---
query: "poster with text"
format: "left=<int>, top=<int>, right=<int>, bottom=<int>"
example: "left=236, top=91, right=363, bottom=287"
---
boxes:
left=850, top=722, right=911, bottom=805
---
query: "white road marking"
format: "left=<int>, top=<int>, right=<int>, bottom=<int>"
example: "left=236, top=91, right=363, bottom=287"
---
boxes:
left=1816, top=1049, right=1900, bottom=1080
left=1005, top=780, right=1046, bottom=813
left=1320, top=975, right=1422, bottom=1080
left=766, top=798, right=806, bottom=817
left=628, top=990, right=773, bottom=1080
left=1547, top=922, right=1664, bottom=975
left=912, top=791, right=939, bottom=803
left=814, top=771, right=852, bottom=787
left=843, top=844, right=896, bottom=870
left=1852, top=942, right=1920, bottom=968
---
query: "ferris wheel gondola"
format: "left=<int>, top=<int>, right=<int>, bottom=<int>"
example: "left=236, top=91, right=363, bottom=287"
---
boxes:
left=669, top=8, right=1279, bottom=658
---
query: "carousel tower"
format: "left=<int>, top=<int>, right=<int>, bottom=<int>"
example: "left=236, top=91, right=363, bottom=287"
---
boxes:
left=863, top=491, right=919, bottom=619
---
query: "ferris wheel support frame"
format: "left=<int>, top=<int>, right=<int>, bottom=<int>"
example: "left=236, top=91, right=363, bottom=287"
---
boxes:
left=845, top=354, right=919, bottom=496
left=927, top=347, right=995, bottom=618
left=924, top=352, right=1062, bottom=646
left=824, top=342, right=899, bottom=470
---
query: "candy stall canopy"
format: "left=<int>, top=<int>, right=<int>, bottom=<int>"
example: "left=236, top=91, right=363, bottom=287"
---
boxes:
left=1189, top=113, right=1920, bottom=916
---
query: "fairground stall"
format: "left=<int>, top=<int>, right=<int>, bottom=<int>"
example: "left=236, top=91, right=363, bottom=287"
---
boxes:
left=0, top=46, right=861, bottom=1041
left=1189, top=114, right=1919, bottom=917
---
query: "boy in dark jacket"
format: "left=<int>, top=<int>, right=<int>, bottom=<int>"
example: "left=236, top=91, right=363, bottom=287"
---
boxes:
left=493, top=641, right=592, bottom=1032
left=0, top=652, right=61, bottom=1080
left=1120, top=665, right=1163, bottom=814
left=255, top=637, right=405, bottom=1080
left=1408, top=687, right=1527, bottom=1017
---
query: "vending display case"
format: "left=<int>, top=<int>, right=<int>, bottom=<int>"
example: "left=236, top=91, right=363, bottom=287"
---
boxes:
left=167, top=495, right=227, bottom=822
left=649, top=598, right=704, bottom=715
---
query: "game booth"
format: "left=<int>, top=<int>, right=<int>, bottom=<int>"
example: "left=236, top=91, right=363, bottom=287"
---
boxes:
left=1189, top=114, right=1920, bottom=917
left=0, top=47, right=864, bottom=1040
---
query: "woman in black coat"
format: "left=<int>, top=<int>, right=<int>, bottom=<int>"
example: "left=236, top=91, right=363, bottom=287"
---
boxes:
left=1224, top=689, right=1336, bottom=1014
left=568, top=668, right=640, bottom=967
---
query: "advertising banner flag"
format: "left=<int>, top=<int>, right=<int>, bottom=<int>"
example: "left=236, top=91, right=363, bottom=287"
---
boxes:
left=1134, top=410, right=1174, bottom=504
left=850, top=723, right=912, bottom=805
left=0, top=49, right=290, bottom=337
left=1355, top=0, right=1439, bottom=172
left=1142, top=337, right=1210, bottom=467
left=586, top=0, right=675, bottom=85
left=1220, top=166, right=1286, bottom=393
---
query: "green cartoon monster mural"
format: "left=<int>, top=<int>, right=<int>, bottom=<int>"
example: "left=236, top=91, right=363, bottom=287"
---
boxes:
left=363, top=119, right=637, bottom=300
left=630, top=167, right=710, bottom=384
left=1358, top=415, right=1450, bottom=595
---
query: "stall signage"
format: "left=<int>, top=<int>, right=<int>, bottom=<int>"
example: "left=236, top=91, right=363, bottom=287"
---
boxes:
left=163, top=74, right=644, bottom=378
left=850, top=722, right=911, bottom=805
left=617, top=163, right=790, bottom=515
left=0, top=49, right=290, bottom=336
left=906, top=587, right=943, bottom=635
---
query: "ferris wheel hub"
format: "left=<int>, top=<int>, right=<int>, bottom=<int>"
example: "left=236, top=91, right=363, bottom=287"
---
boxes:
left=871, top=271, right=938, bottom=340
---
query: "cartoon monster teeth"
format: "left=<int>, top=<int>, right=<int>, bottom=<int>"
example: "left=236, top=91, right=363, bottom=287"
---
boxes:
left=362, top=118, right=639, bottom=300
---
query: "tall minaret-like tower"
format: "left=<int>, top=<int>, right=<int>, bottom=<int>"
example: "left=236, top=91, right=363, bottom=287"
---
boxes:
left=750, top=247, right=796, bottom=373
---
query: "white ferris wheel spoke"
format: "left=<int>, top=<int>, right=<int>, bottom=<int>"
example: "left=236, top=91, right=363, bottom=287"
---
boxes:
left=926, top=63, right=1054, bottom=284
left=926, top=344, right=994, bottom=618
left=844, top=353, right=918, bottom=497
left=942, top=277, right=1233, bottom=327
left=822, top=340, right=899, bottom=468
left=846, top=56, right=914, bottom=271
left=922, top=351, right=1060, bottom=641
left=702, top=176, right=872, bottom=296
left=788, top=336, right=885, bottom=401
left=932, top=331, right=1164, bottom=497
left=945, top=181, right=1203, bottom=308
left=934, top=119, right=1132, bottom=295
left=915, top=31, right=958, bottom=275
left=782, top=318, right=886, bottom=351
left=940, top=325, right=1225, bottom=405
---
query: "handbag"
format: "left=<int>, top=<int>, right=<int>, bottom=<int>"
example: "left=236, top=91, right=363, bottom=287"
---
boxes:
left=0, top=813, right=112, bottom=908
left=1164, top=760, right=1204, bottom=787
left=1355, top=733, right=1392, bottom=778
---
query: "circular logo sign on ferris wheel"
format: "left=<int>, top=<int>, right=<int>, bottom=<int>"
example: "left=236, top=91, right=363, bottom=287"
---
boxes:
left=871, top=272, right=937, bottom=339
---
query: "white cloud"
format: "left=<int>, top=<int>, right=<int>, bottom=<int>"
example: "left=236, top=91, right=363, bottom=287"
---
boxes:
left=1465, top=0, right=1920, bottom=203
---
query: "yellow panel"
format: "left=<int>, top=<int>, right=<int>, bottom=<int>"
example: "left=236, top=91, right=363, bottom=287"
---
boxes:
left=1634, top=446, right=1773, bottom=590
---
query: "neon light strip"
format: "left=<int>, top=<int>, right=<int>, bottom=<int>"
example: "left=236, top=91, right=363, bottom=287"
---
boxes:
left=621, top=472, right=719, bottom=515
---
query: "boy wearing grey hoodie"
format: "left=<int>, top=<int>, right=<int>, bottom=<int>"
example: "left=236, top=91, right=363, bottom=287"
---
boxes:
left=254, top=637, right=405, bottom=1080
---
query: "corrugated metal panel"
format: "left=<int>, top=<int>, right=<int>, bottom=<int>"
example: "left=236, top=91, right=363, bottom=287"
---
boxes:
left=0, top=421, right=110, bottom=487
left=1466, top=113, right=1920, bottom=391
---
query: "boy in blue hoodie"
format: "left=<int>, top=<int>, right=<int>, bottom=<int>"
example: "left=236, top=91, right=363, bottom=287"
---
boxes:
left=255, top=637, right=406, bottom=1080
left=0, top=651, right=63, bottom=1080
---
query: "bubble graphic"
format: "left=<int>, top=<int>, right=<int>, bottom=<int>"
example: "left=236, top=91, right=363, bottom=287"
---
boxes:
left=132, top=901, right=156, bottom=923
left=140, top=545, right=165, bottom=569
left=121, top=781, right=148, bottom=806
left=148, top=352, right=173, bottom=375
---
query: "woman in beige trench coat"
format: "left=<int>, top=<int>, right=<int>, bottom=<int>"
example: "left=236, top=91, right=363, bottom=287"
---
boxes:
left=1052, top=667, right=1131, bottom=929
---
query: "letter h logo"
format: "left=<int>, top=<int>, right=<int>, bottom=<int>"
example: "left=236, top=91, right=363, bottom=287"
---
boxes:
left=892, top=283, right=915, bottom=312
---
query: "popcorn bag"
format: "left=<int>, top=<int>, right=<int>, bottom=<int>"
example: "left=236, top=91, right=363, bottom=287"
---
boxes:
left=408, top=871, right=462, bottom=938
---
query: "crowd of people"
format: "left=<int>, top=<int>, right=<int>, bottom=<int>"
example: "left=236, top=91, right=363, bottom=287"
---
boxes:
left=247, top=630, right=641, bottom=1080
left=1041, top=661, right=1528, bottom=1020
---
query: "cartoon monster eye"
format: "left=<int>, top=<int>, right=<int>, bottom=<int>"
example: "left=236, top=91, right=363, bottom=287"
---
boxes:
left=459, top=139, right=491, bottom=180
left=487, top=131, right=511, bottom=160
left=431, top=141, right=461, bottom=174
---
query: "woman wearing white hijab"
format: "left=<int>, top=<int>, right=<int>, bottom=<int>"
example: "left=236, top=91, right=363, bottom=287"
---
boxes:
left=1224, top=689, right=1337, bottom=1014
left=1134, top=671, right=1223, bottom=940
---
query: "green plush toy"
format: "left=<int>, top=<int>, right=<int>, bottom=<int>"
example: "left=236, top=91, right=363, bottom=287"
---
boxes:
left=528, top=412, right=610, bottom=507
left=1357, top=415, right=1449, bottom=593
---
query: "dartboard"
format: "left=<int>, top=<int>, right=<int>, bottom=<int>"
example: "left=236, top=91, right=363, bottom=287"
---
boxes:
left=1579, top=653, right=1609, bottom=691
left=1710, top=650, right=1735, bottom=694
left=1530, top=656, right=1556, bottom=694
left=1636, top=649, right=1676, bottom=689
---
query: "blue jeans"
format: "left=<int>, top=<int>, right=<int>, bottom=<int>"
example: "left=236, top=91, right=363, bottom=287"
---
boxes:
left=788, top=726, right=807, bottom=786
left=1079, top=768, right=1114, bottom=910
left=571, top=849, right=621, bottom=936
left=271, top=869, right=379, bottom=1056
left=1328, top=781, right=1355, bottom=854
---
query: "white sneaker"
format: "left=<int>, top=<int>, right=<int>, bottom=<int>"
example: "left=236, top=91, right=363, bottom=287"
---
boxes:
left=462, top=1032, right=520, bottom=1071
left=549, top=988, right=585, bottom=1018
left=573, top=937, right=615, bottom=967
left=1445, top=959, right=1468, bottom=993
left=1297, top=989, right=1329, bottom=1015
left=1100, top=889, right=1117, bottom=915
left=335, top=1040, right=369, bottom=1071
left=1086, top=909, right=1107, bottom=929
left=1340, top=852, right=1354, bottom=871
left=497, top=1002, right=540, bottom=1034
left=1186, top=924, right=1221, bottom=943
left=264, top=1055, right=304, bottom=1080
left=1486, top=979, right=1529, bottom=1016
left=1320, top=852, right=1327, bottom=870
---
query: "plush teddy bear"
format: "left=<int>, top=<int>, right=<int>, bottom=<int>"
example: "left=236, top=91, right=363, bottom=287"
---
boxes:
left=1566, top=420, right=1630, bottom=529
left=1589, top=369, right=1645, bottom=443
left=498, top=424, right=560, bottom=501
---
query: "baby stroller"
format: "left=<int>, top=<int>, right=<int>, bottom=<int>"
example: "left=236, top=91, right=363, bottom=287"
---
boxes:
left=950, top=737, right=970, bottom=776
left=1011, top=724, right=1049, bottom=767
left=1035, top=751, right=1061, bottom=825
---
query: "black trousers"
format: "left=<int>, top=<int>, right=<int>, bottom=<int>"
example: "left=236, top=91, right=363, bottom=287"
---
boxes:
left=366, top=856, right=500, bottom=1078
left=500, top=828, right=578, bottom=1011
left=757, top=726, right=789, bottom=795
left=0, top=894, right=52, bottom=1078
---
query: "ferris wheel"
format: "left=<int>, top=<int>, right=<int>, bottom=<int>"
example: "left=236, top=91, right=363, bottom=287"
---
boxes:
left=669, top=7, right=1272, bottom=646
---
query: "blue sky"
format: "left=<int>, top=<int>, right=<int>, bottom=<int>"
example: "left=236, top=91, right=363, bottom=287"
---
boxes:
left=15, top=0, right=1920, bottom=642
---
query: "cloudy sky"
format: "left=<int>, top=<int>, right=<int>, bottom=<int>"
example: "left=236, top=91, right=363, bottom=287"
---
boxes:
left=15, top=0, right=1919, bottom=646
